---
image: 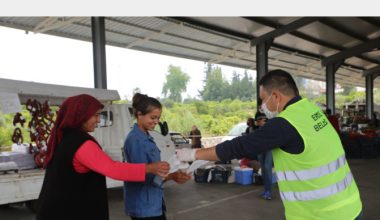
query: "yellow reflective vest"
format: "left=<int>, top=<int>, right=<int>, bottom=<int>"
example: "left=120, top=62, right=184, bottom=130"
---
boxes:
left=273, top=98, right=362, bottom=220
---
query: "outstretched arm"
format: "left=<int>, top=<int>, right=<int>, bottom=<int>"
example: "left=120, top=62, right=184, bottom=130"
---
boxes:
left=176, top=147, right=220, bottom=162
left=73, top=140, right=169, bottom=181
left=195, top=147, right=219, bottom=161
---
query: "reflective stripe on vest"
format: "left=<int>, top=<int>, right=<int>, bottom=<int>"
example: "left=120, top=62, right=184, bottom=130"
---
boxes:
left=280, top=171, right=353, bottom=201
left=276, top=154, right=346, bottom=181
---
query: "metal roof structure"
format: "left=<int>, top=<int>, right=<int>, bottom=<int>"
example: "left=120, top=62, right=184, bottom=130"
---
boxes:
left=0, top=16, right=379, bottom=88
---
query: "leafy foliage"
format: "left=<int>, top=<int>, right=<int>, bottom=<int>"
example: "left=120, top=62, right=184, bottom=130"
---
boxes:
left=161, top=99, right=256, bottom=136
left=162, top=65, right=190, bottom=102
left=200, top=64, right=256, bottom=101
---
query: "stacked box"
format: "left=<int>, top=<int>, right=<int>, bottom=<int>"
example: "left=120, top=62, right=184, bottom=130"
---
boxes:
left=234, top=167, right=253, bottom=185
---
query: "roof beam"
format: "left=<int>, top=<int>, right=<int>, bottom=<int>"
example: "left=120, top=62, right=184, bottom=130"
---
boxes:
left=169, top=17, right=328, bottom=63
left=250, top=17, right=321, bottom=46
left=106, top=17, right=259, bottom=66
left=33, top=17, right=57, bottom=33
left=33, top=17, right=83, bottom=33
left=363, top=65, right=380, bottom=77
left=244, top=17, right=341, bottom=49
left=125, top=23, right=178, bottom=49
left=358, top=17, right=380, bottom=28
left=167, top=17, right=253, bottom=42
left=245, top=17, right=380, bottom=66
left=108, top=17, right=238, bottom=52
left=319, top=18, right=368, bottom=42
left=208, top=42, right=252, bottom=64
left=322, top=36, right=380, bottom=66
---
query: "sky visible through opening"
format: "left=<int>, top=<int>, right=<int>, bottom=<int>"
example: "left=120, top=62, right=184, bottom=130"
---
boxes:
left=0, top=26, right=256, bottom=100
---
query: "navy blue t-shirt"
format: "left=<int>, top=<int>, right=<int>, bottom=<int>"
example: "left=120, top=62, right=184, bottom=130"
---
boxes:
left=216, top=96, right=304, bottom=161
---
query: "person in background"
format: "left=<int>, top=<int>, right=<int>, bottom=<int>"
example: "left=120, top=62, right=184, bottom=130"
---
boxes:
left=351, top=115, right=359, bottom=132
left=370, top=112, right=378, bottom=128
left=189, top=125, right=202, bottom=148
left=177, top=69, right=362, bottom=220
left=239, top=117, right=260, bottom=170
left=254, top=111, right=273, bottom=200
left=244, top=117, right=256, bottom=135
left=123, top=93, right=191, bottom=220
left=326, top=108, right=340, bottom=134
left=36, top=94, right=170, bottom=220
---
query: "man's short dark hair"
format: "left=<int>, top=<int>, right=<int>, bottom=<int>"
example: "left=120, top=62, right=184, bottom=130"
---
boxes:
left=258, top=69, right=299, bottom=96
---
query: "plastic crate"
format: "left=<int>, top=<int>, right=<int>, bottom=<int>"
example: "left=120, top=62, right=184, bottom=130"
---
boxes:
left=210, top=169, right=230, bottom=184
left=234, top=168, right=253, bottom=185
left=194, top=168, right=210, bottom=183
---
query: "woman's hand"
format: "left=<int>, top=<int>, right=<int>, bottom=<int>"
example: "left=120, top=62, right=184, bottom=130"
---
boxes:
left=166, top=170, right=191, bottom=184
left=146, top=161, right=170, bottom=178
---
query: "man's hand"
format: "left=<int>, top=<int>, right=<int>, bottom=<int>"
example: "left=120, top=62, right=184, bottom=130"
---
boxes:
left=146, top=161, right=170, bottom=178
left=176, top=148, right=197, bottom=162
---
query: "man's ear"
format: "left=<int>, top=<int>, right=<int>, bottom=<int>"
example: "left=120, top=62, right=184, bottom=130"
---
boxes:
left=272, top=90, right=281, bottom=102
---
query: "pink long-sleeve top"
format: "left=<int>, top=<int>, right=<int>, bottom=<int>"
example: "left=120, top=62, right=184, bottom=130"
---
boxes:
left=72, top=140, right=145, bottom=181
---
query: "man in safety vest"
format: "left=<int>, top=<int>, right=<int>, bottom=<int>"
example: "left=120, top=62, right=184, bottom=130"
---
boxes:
left=177, top=69, right=363, bottom=220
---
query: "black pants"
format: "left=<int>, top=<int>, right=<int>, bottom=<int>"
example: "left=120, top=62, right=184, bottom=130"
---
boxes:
left=131, top=213, right=166, bottom=220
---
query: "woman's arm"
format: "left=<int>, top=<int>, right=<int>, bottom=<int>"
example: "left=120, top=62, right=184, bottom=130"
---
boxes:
left=73, top=140, right=146, bottom=182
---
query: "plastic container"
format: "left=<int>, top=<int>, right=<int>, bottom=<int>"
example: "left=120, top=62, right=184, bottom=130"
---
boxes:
left=234, top=167, right=254, bottom=185
left=194, top=168, right=210, bottom=183
left=210, top=169, right=230, bottom=183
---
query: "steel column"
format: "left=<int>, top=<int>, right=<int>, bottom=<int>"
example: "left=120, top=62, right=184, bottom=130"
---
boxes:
left=91, top=17, right=107, bottom=89
left=256, top=40, right=272, bottom=110
left=365, top=74, right=374, bottom=119
left=326, top=64, right=336, bottom=114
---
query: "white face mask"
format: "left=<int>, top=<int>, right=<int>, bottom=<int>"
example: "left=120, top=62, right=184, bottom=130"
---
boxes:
left=261, top=94, right=279, bottom=119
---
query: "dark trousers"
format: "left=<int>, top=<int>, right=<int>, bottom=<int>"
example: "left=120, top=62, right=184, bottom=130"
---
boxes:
left=258, top=150, right=273, bottom=192
left=131, top=213, right=166, bottom=220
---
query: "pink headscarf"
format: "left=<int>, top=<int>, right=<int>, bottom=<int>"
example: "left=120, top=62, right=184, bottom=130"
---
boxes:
left=44, top=94, right=104, bottom=167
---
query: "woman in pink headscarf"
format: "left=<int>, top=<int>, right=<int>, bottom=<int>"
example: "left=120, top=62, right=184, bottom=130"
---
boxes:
left=36, top=94, right=169, bottom=220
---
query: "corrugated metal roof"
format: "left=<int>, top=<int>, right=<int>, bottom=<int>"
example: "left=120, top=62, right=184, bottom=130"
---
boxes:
left=0, top=16, right=379, bottom=88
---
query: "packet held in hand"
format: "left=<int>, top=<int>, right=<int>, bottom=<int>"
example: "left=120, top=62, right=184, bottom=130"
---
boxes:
left=168, top=155, right=190, bottom=174
left=186, top=160, right=210, bottom=174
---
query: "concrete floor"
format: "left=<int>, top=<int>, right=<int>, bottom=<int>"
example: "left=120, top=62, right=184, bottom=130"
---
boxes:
left=1, top=158, right=379, bottom=220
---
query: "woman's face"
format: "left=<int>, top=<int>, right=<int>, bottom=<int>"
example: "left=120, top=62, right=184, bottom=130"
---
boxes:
left=82, top=109, right=102, bottom=132
left=137, top=108, right=162, bottom=132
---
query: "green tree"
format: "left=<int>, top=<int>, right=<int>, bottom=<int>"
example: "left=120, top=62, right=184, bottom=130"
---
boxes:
left=342, top=86, right=356, bottom=95
left=201, top=66, right=229, bottom=101
left=239, top=70, right=255, bottom=101
left=229, top=71, right=241, bottom=99
left=162, top=65, right=190, bottom=102
left=204, top=63, right=213, bottom=80
left=198, top=63, right=213, bottom=98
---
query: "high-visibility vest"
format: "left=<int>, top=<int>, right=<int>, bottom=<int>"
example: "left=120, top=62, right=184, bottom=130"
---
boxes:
left=273, top=98, right=362, bottom=220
